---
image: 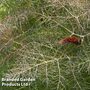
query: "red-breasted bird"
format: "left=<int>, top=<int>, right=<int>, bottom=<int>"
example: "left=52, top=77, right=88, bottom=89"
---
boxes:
left=58, top=35, right=81, bottom=45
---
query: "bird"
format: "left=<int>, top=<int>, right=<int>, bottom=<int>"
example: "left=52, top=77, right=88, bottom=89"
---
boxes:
left=58, top=35, right=81, bottom=45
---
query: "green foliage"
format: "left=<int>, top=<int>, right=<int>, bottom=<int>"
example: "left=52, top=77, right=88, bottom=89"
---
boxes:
left=0, top=0, right=90, bottom=90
